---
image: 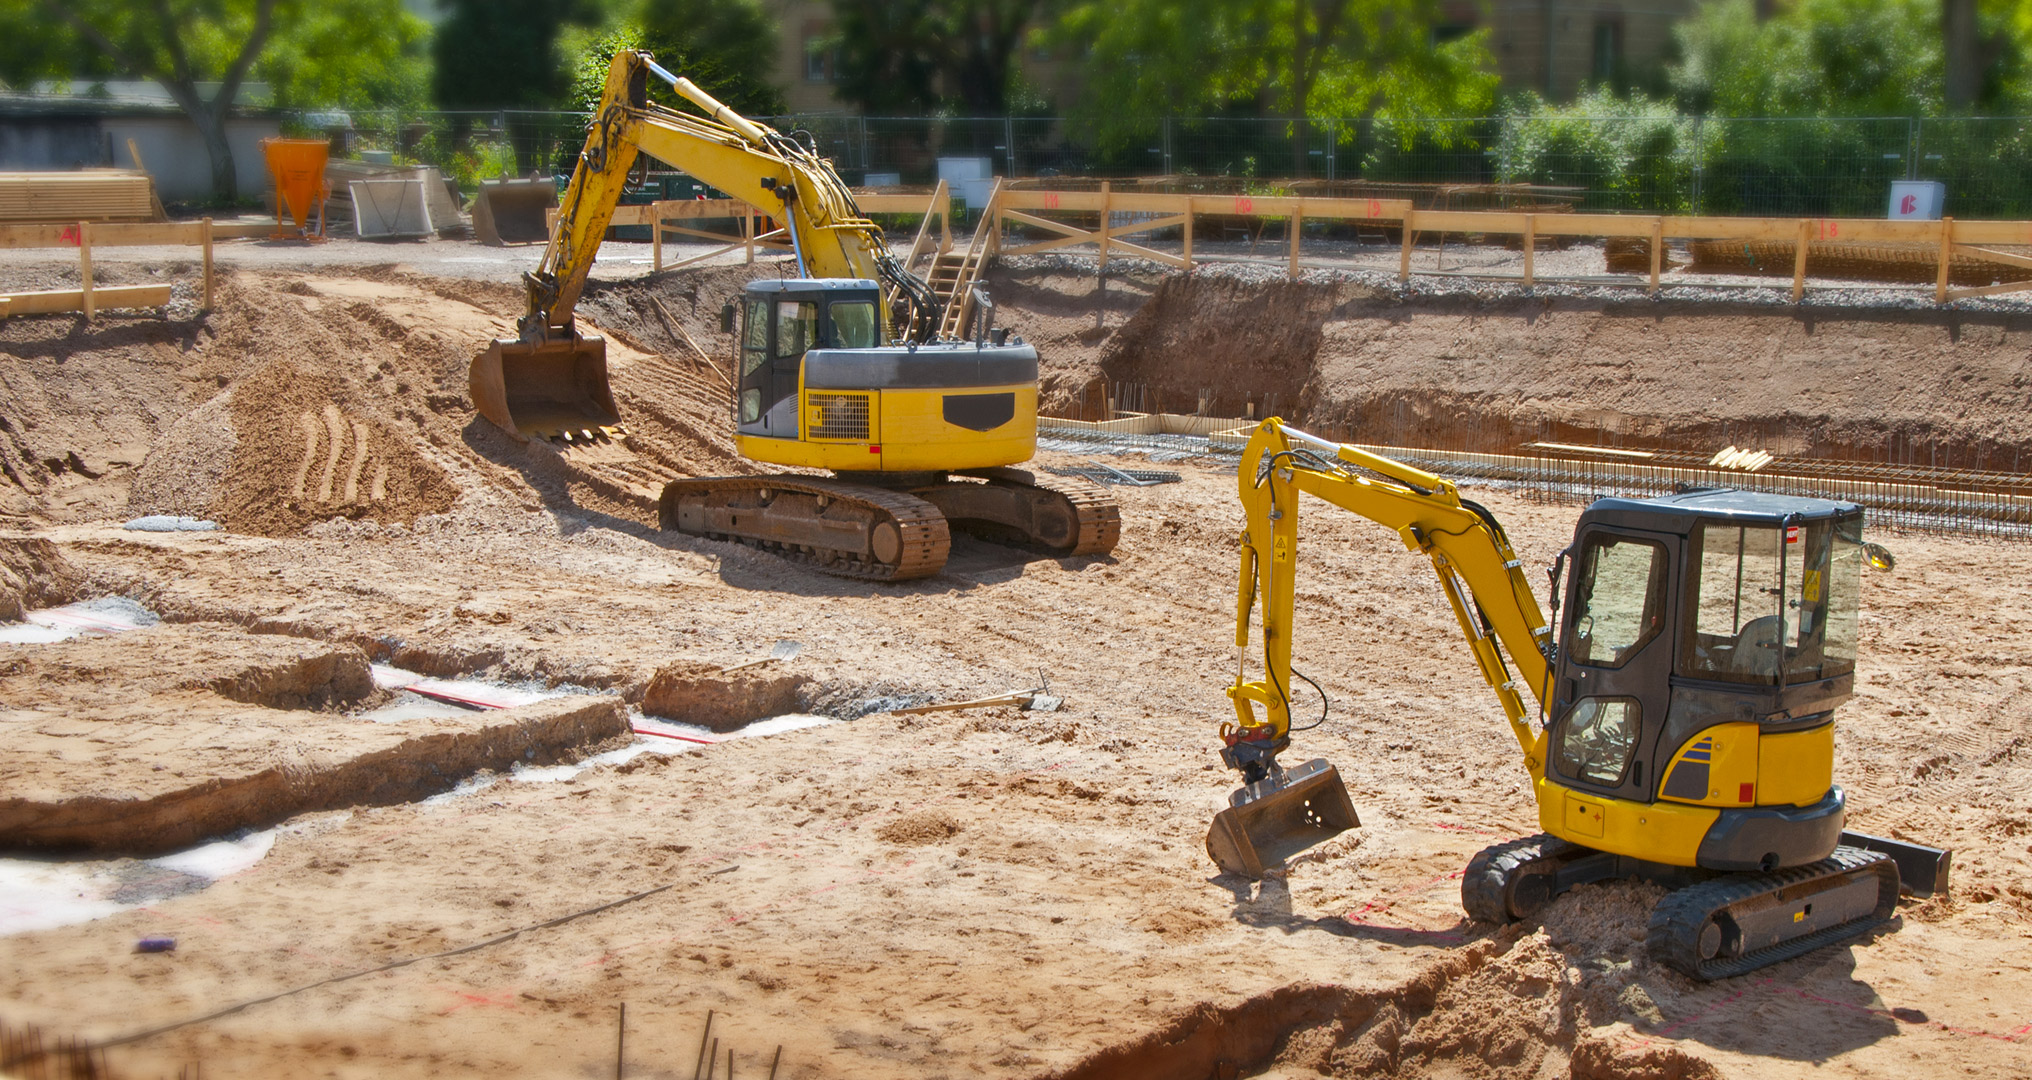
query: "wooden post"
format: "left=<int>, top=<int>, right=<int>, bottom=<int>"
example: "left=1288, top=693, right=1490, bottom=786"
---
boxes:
left=743, top=211, right=754, bottom=264
left=1792, top=218, right=1811, bottom=303
left=938, top=179, right=952, bottom=254
left=1522, top=214, right=1535, bottom=286
left=1182, top=206, right=1194, bottom=272
left=1097, top=181, right=1112, bottom=272
left=1288, top=204, right=1302, bottom=279
left=78, top=221, right=94, bottom=320
left=652, top=201, right=664, bottom=272
left=201, top=216, right=214, bottom=310
left=1398, top=209, right=1415, bottom=282
left=1649, top=217, right=1664, bottom=295
left=1936, top=216, right=1954, bottom=303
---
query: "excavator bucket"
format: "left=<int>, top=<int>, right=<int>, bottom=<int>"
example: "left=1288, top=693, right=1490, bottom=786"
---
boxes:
left=469, top=334, right=622, bottom=441
left=1206, top=759, right=1359, bottom=879
left=471, top=177, right=556, bottom=246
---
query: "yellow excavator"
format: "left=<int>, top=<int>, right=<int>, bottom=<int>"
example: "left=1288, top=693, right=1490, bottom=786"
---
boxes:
left=1207, top=418, right=1950, bottom=979
left=469, top=50, right=1118, bottom=579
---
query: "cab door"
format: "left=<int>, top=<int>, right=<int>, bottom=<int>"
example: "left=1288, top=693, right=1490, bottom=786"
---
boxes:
left=1547, top=527, right=1680, bottom=805
left=736, top=297, right=814, bottom=438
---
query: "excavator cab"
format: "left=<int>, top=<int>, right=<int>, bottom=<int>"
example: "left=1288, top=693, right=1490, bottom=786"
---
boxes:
left=1539, top=491, right=1867, bottom=870
left=732, top=279, right=884, bottom=440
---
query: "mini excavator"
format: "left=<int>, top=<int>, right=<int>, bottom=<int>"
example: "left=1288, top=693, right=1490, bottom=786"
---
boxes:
left=469, top=50, right=1118, bottom=579
left=1207, top=418, right=1951, bottom=979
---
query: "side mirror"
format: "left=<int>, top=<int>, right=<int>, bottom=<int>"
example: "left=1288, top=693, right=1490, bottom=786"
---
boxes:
left=720, top=302, right=736, bottom=335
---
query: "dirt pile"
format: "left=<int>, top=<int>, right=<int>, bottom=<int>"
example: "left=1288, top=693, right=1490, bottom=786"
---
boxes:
left=0, top=537, right=82, bottom=620
left=1076, top=270, right=2032, bottom=464
left=0, top=623, right=376, bottom=711
left=1052, top=885, right=1720, bottom=1080
left=1, top=693, right=630, bottom=854
left=639, top=658, right=810, bottom=730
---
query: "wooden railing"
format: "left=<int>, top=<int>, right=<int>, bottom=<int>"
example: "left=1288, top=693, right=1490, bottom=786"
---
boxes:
left=986, top=188, right=2032, bottom=303
left=0, top=219, right=219, bottom=318
left=553, top=186, right=954, bottom=274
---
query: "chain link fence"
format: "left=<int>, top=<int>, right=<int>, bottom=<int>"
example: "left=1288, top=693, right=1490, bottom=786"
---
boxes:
left=295, top=109, right=2032, bottom=220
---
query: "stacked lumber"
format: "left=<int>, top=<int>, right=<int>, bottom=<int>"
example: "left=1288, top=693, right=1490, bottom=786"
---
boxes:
left=1687, top=240, right=2032, bottom=287
left=0, top=170, right=162, bottom=224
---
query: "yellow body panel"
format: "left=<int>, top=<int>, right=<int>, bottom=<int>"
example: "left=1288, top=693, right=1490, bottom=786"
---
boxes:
left=1661, top=721, right=1761, bottom=807
left=1759, top=723, right=1837, bottom=807
left=736, top=384, right=1036, bottom=473
left=1538, top=775, right=1720, bottom=866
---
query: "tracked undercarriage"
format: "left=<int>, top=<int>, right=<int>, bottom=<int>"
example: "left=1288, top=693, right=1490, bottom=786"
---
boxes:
left=658, top=467, right=1120, bottom=581
left=1462, top=833, right=1909, bottom=979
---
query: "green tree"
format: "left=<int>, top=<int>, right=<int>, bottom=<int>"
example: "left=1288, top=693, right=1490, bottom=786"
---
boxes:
left=1668, top=0, right=2026, bottom=114
left=1053, top=0, right=1498, bottom=172
left=2, top=0, right=430, bottom=200
left=433, top=0, right=588, bottom=111
left=829, top=0, right=1045, bottom=115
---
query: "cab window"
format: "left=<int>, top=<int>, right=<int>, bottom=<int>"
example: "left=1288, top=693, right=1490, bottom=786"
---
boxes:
left=830, top=301, right=878, bottom=348
left=1553, top=697, right=1641, bottom=786
left=1681, top=519, right=1859, bottom=684
left=775, top=300, right=817, bottom=360
left=1567, top=534, right=1668, bottom=668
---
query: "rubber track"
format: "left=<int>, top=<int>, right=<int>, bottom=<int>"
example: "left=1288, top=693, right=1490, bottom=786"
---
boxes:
left=664, top=475, right=950, bottom=582
left=1645, top=846, right=1900, bottom=980
left=970, top=467, right=1122, bottom=556
left=1462, top=833, right=1586, bottom=924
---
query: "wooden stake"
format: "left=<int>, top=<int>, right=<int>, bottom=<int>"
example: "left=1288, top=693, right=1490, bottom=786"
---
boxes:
left=1522, top=214, right=1535, bottom=286
left=1936, top=216, right=1954, bottom=303
left=1649, top=217, right=1664, bottom=295
left=78, top=221, right=94, bottom=320
left=615, top=1002, right=626, bottom=1080
left=201, top=216, right=214, bottom=310
left=1097, top=181, right=1112, bottom=272
left=1182, top=207, right=1194, bottom=271
left=743, top=213, right=754, bottom=264
left=1792, top=218, right=1811, bottom=303
left=1288, top=205, right=1302, bottom=279
left=652, top=202, right=664, bottom=272
left=1398, top=209, right=1415, bottom=281
left=694, top=1010, right=715, bottom=1080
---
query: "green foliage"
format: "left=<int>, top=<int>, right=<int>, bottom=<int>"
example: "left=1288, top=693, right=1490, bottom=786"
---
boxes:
left=1671, top=0, right=1947, bottom=115
left=1053, top=0, right=1498, bottom=152
left=259, top=0, right=432, bottom=109
left=434, top=0, right=597, bottom=111
left=829, top=0, right=1044, bottom=115
left=1490, top=88, right=1698, bottom=210
left=566, top=1, right=784, bottom=117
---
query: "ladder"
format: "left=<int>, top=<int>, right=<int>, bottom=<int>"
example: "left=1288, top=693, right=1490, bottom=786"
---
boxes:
left=932, top=179, right=1002, bottom=340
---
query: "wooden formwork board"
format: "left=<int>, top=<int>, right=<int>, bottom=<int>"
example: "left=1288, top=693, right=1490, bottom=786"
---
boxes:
left=0, top=170, right=160, bottom=224
left=0, top=218, right=214, bottom=318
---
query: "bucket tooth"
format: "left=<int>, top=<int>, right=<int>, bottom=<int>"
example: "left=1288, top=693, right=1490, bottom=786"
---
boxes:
left=1205, top=759, right=1359, bottom=879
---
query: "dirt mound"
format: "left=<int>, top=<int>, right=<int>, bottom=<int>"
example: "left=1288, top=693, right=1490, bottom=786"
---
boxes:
left=0, top=537, right=82, bottom=620
left=1046, top=933, right=1720, bottom=1080
left=1082, top=272, right=2032, bottom=464
left=877, top=809, right=963, bottom=845
left=640, top=658, right=809, bottom=730
left=208, top=359, right=459, bottom=535
left=0, top=693, right=630, bottom=855
left=0, top=622, right=376, bottom=711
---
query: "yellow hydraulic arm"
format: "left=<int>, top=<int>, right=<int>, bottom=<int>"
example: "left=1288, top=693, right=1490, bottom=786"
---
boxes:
left=522, top=50, right=933, bottom=342
left=1227, top=418, right=1557, bottom=779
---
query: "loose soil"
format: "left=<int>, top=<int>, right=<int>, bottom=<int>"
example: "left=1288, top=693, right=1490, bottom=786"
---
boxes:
left=1, top=250, right=2029, bottom=1079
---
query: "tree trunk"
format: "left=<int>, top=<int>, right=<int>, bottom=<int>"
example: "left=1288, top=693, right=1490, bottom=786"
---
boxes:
left=195, top=102, right=240, bottom=202
left=1943, top=0, right=1979, bottom=108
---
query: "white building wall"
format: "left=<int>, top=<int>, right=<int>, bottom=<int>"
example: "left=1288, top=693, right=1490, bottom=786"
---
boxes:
left=102, top=116, right=280, bottom=202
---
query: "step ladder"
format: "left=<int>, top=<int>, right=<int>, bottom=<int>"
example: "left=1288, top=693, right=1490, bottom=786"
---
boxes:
left=931, top=179, right=1001, bottom=340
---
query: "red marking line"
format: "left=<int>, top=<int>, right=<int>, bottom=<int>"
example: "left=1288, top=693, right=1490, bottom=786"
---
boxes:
left=1341, top=867, right=1466, bottom=939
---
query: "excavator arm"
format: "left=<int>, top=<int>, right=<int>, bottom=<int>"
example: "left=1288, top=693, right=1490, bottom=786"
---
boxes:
left=471, top=50, right=942, bottom=441
left=1225, top=419, right=1557, bottom=781
left=526, top=49, right=936, bottom=342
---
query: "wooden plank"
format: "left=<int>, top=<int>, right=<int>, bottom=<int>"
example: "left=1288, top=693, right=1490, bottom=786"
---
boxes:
left=201, top=217, right=213, bottom=310
left=1945, top=278, right=2032, bottom=300
left=78, top=221, right=93, bottom=320
left=1288, top=207, right=1302, bottom=279
left=1650, top=218, right=1665, bottom=293
left=0, top=284, right=172, bottom=316
left=1936, top=217, right=1954, bottom=304
left=1792, top=218, right=1810, bottom=302
left=1522, top=214, right=1535, bottom=286
left=1953, top=243, right=2032, bottom=271
left=1949, top=220, right=2032, bottom=245
left=1399, top=209, right=1415, bottom=281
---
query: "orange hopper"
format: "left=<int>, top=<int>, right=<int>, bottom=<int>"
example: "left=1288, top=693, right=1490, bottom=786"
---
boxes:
left=262, top=138, right=330, bottom=240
